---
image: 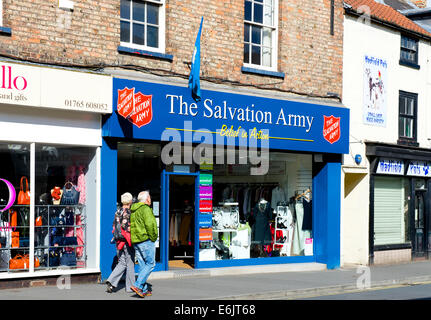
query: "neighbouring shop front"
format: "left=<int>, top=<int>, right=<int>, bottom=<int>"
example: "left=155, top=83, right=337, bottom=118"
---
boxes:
left=100, top=77, right=350, bottom=279
left=367, top=142, right=431, bottom=265
left=0, top=60, right=112, bottom=280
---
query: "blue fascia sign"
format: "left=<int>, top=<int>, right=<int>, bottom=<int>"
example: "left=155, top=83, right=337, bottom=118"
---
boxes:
left=103, top=78, right=350, bottom=154
left=376, top=158, right=404, bottom=175
left=407, top=161, right=431, bottom=177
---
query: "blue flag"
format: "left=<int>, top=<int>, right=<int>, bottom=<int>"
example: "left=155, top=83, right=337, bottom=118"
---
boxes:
left=188, top=17, right=203, bottom=102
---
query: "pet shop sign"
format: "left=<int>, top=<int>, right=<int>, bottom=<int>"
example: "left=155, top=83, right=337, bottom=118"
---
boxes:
left=363, top=55, right=387, bottom=127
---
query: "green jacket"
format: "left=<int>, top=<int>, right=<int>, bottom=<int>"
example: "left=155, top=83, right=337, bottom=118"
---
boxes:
left=130, top=203, right=158, bottom=244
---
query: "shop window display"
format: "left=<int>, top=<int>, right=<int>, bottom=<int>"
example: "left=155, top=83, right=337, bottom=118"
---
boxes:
left=0, top=144, right=30, bottom=272
left=199, top=152, right=313, bottom=261
left=0, top=143, right=96, bottom=273
left=34, top=145, right=95, bottom=271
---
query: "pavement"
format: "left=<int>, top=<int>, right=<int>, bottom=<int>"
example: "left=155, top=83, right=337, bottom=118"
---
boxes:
left=1, top=260, right=431, bottom=300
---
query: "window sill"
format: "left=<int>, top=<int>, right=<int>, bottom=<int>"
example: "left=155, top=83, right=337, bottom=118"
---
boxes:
left=118, top=46, right=173, bottom=62
left=399, top=59, right=420, bottom=70
left=397, top=139, right=419, bottom=147
left=241, top=66, right=285, bottom=79
left=0, top=26, right=11, bottom=36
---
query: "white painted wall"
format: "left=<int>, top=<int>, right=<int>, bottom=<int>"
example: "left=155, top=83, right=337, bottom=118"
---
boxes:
left=0, top=104, right=102, bottom=146
left=341, top=15, right=431, bottom=266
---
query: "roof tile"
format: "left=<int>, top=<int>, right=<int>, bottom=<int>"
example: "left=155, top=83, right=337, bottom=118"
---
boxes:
left=345, top=0, right=431, bottom=38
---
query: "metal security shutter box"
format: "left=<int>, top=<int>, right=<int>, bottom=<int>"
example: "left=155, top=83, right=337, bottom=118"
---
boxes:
left=374, top=177, right=405, bottom=245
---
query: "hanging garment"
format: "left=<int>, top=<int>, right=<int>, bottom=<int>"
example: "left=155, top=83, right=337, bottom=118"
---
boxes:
left=174, top=213, right=182, bottom=245
left=291, top=203, right=300, bottom=255
left=238, top=187, right=245, bottom=221
left=292, top=201, right=310, bottom=255
left=169, top=214, right=175, bottom=245
left=65, top=165, right=78, bottom=186
left=242, top=188, right=250, bottom=217
left=271, top=186, right=286, bottom=210
left=179, top=214, right=192, bottom=246
left=76, top=214, right=84, bottom=258
left=302, top=198, right=312, bottom=231
left=76, top=167, right=86, bottom=205
left=222, top=186, right=231, bottom=201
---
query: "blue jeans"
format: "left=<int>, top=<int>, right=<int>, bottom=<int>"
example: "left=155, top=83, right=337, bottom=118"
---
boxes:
left=134, top=240, right=155, bottom=292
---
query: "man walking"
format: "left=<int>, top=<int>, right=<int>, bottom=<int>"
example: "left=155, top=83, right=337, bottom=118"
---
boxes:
left=130, top=190, right=158, bottom=298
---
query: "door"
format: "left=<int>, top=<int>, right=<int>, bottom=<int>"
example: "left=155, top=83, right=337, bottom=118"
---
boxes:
left=413, top=190, right=426, bottom=258
left=161, top=170, right=200, bottom=270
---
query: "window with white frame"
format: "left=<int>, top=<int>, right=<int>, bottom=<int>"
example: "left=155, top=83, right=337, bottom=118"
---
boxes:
left=120, top=0, right=165, bottom=52
left=243, top=0, right=278, bottom=70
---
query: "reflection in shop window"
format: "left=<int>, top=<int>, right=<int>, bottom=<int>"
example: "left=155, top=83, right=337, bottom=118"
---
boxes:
left=34, top=145, right=96, bottom=271
left=0, top=143, right=30, bottom=273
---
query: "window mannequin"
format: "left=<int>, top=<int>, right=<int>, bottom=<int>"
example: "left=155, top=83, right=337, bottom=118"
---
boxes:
left=248, top=198, right=272, bottom=257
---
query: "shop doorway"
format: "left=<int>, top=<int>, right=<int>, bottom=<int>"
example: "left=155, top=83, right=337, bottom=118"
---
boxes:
left=161, top=171, right=199, bottom=270
left=413, top=189, right=427, bottom=259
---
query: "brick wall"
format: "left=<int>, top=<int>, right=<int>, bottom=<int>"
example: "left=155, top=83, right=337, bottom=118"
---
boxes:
left=0, top=0, right=343, bottom=99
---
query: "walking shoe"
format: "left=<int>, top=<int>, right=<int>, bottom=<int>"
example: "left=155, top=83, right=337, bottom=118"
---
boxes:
left=106, top=281, right=114, bottom=293
left=130, top=285, right=146, bottom=298
left=143, top=290, right=152, bottom=297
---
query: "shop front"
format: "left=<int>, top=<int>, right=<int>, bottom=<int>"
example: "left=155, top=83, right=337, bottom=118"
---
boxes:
left=0, top=60, right=112, bottom=280
left=367, top=142, right=431, bottom=265
left=100, top=77, right=350, bottom=279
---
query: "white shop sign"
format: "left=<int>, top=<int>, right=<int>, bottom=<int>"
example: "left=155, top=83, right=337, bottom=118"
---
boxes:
left=376, top=158, right=404, bottom=175
left=406, top=161, right=431, bottom=177
left=0, top=61, right=112, bottom=113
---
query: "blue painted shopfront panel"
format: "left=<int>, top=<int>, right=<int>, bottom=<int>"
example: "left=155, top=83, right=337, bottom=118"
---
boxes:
left=104, top=78, right=349, bottom=154
left=313, top=162, right=341, bottom=269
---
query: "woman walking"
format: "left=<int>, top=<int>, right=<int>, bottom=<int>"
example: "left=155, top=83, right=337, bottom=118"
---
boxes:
left=106, top=192, right=135, bottom=293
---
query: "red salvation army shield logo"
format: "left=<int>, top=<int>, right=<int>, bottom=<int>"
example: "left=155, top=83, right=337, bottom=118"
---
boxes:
left=130, top=92, right=153, bottom=128
left=117, top=87, right=135, bottom=119
left=323, top=115, right=341, bottom=144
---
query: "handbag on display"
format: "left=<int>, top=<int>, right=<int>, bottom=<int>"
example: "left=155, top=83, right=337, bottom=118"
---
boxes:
left=0, top=220, right=11, bottom=248
left=19, top=237, right=29, bottom=248
left=35, top=216, right=43, bottom=227
left=0, top=250, right=9, bottom=269
left=17, top=177, right=30, bottom=205
left=60, top=251, right=77, bottom=266
left=0, top=236, right=6, bottom=248
left=65, top=210, right=74, bottom=226
left=50, top=210, right=66, bottom=226
left=9, top=254, right=40, bottom=270
left=51, top=236, right=78, bottom=246
left=9, top=210, right=17, bottom=227
left=49, top=249, right=60, bottom=267
left=60, top=182, right=80, bottom=206
left=11, top=232, right=19, bottom=248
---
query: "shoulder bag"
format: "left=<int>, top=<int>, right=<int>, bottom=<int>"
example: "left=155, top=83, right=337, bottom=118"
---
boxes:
left=60, top=182, right=80, bottom=206
left=17, top=177, right=30, bottom=205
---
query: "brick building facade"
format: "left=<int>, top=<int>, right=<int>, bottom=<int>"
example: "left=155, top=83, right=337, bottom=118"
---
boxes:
left=0, top=0, right=344, bottom=100
left=0, top=0, right=350, bottom=284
